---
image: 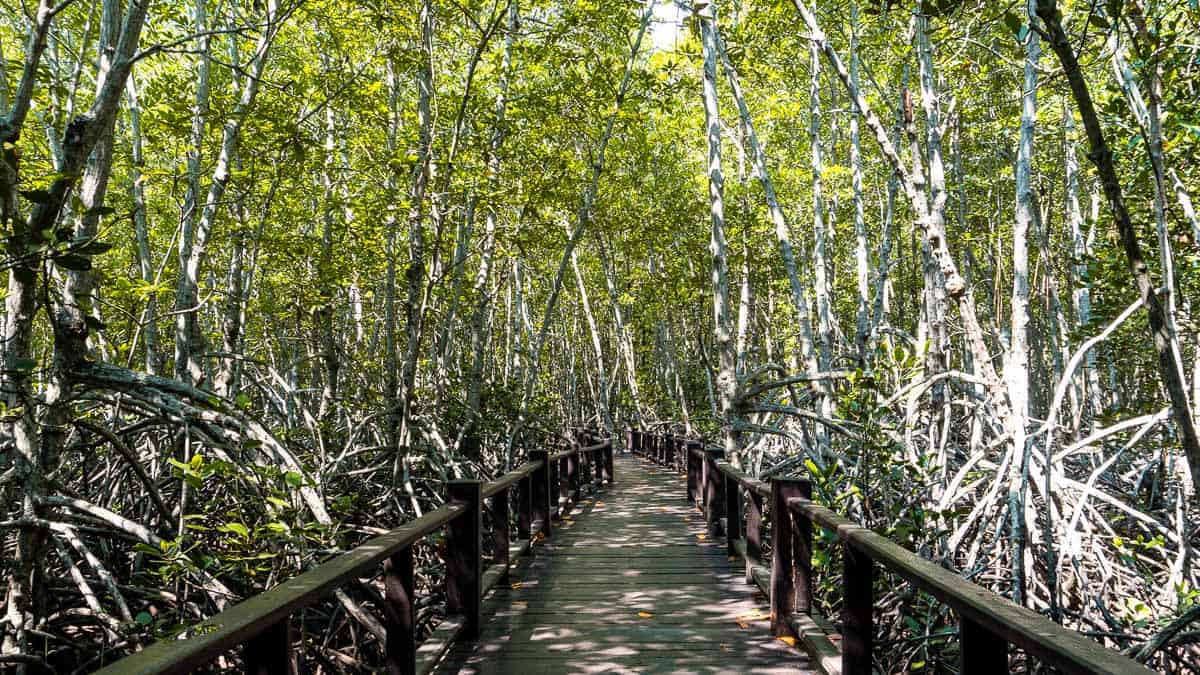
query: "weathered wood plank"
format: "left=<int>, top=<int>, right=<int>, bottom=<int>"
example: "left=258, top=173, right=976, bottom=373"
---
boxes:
left=434, top=457, right=812, bottom=674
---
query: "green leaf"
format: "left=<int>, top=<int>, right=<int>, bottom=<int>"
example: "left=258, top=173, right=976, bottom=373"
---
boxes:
left=132, top=543, right=160, bottom=556
left=19, top=189, right=50, bottom=204
left=284, top=471, right=305, bottom=487
left=54, top=254, right=92, bottom=271
left=75, top=240, right=114, bottom=255
left=220, top=522, right=250, bottom=538
left=1001, top=11, right=1022, bottom=38
left=135, top=611, right=154, bottom=625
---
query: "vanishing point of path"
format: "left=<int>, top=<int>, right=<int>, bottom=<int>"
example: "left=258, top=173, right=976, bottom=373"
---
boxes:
left=437, top=455, right=814, bottom=674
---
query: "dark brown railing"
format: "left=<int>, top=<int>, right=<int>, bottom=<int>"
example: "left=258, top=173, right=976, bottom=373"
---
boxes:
left=628, top=429, right=1155, bottom=675
left=97, top=433, right=614, bottom=675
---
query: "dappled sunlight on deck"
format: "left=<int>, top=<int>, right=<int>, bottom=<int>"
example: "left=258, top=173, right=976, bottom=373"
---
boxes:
left=436, top=457, right=812, bottom=674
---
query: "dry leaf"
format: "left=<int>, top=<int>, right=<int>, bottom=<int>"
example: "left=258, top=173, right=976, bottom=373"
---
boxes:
left=777, top=636, right=798, bottom=647
left=736, top=620, right=749, bottom=629
left=510, top=582, right=523, bottom=590
left=719, top=644, right=730, bottom=652
left=727, top=555, right=737, bottom=562
left=696, top=534, right=706, bottom=541
left=637, top=611, right=654, bottom=619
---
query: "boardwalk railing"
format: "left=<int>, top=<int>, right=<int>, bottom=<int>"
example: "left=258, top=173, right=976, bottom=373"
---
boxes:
left=629, top=429, right=1155, bottom=675
left=98, top=434, right=614, bottom=675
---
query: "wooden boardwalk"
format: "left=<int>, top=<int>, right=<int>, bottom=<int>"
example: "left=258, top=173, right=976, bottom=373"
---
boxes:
left=436, top=455, right=813, bottom=674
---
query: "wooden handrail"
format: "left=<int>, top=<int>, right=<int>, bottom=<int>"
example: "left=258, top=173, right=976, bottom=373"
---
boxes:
left=97, top=435, right=615, bottom=674
left=628, top=429, right=1156, bottom=675
left=784, top=496, right=1151, bottom=674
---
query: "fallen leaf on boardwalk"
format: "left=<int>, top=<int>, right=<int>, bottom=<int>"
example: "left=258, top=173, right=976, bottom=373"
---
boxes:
left=727, top=555, right=737, bottom=562
left=719, top=644, right=730, bottom=652
left=534, top=532, right=546, bottom=542
left=696, top=534, right=706, bottom=541
left=736, top=620, right=749, bottom=629
left=777, top=636, right=798, bottom=647
left=638, top=611, right=654, bottom=619
left=596, top=501, right=605, bottom=506
left=510, top=582, right=523, bottom=589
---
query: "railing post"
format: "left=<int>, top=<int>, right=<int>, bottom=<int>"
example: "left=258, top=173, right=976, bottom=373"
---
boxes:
left=960, top=616, right=1007, bottom=674
left=746, top=488, right=763, bottom=584
left=244, top=618, right=293, bottom=675
left=517, top=473, right=532, bottom=542
left=625, top=426, right=633, bottom=456
left=770, top=477, right=812, bottom=636
left=687, top=442, right=699, bottom=505
left=491, top=487, right=510, bottom=584
left=724, top=470, right=741, bottom=557
left=383, top=545, right=415, bottom=675
left=568, top=448, right=580, bottom=504
left=557, top=455, right=569, bottom=516
left=529, top=449, right=551, bottom=538
left=604, top=439, right=614, bottom=485
left=843, top=543, right=874, bottom=675
left=447, top=480, right=483, bottom=638
left=703, top=448, right=725, bottom=535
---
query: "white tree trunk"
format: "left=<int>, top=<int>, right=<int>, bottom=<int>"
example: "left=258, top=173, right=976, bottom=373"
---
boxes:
left=699, top=1, right=743, bottom=464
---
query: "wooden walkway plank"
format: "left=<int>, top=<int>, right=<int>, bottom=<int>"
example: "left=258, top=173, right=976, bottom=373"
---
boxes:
left=434, top=457, right=814, bottom=674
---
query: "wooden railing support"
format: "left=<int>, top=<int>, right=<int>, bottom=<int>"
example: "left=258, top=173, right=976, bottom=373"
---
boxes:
left=244, top=618, right=293, bottom=675
left=447, top=480, right=483, bottom=638
left=383, top=546, right=416, bottom=675
left=842, top=543, right=874, bottom=675
left=490, top=488, right=510, bottom=585
left=529, top=449, right=551, bottom=538
left=687, top=442, right=700, bottom=505
left=724, top=470, right=741, bottom=557
left=517, top=473, right=532, bottom=542
left=769, top=477, right=812, bottom=636
left=703, top=448, right=725, bottom=535
left=568, top=448, right=580, bottom=503
left=632, top=432, right=1159, bottom=675
left=746, top=488, right=763, bottom=585
left=604, top=440, right=614, bottom=485
left=960, top=616, right=1008, bottom=674
left=557, top=455, right=570, bottom=515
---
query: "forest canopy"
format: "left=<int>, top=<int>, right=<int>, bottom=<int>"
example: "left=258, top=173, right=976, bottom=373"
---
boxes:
left=1, top=0, right=1199, bottom=671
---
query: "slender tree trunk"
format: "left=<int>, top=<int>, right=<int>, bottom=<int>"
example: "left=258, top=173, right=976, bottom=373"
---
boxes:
left=1037, top=0, right=1200, bottom=497
left=699, top=1, right=743, bottom=465
left=594, top=231, right=646, bottom=423
left=871, top=64, right=908, bottom=343
left=570, top=246, right=614, bottom=436
left=506, top=0, right=654, bottom=459
left=174, top=0, right=212, bottom=385
left=462, top=0, right=517, bottom=457
left=713, top=24, right=816, bottom=372
left=849, top=0, right=869, bottom=364
left=126, top=75, right=159, bottom=375
left=174, top=0, right=280, bottom=387
left=398, top=0, right=435, bottom=453
left=1005, top=0, right=1039, bottom=606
